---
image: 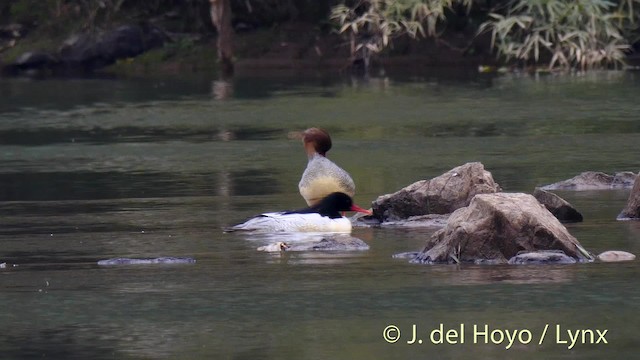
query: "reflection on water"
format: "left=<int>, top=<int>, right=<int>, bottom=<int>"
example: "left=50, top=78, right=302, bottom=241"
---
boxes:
left=1, top=71, right=640, bottom=359
left=426, top=264, right=576, bottom=285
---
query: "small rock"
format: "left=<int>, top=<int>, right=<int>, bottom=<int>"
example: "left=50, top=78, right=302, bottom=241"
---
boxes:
left=508, top=250, right=577, bottom=265
left=306, top=235, right=369, bottom=251
left=597, top=250, right=636, bottom=262
left=533, top=188, right=583, bottom=223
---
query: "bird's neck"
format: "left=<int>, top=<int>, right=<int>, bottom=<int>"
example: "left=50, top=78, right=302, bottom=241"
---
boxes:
left=305, top=142, right=325, bottom=160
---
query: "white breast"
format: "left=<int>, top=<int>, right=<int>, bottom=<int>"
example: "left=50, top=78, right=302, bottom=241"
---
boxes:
left=299, top=154, right=356, bottom=205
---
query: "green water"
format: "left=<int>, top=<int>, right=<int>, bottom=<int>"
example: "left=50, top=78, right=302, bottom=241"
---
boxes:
left=0, top=70, right=639, bottom=359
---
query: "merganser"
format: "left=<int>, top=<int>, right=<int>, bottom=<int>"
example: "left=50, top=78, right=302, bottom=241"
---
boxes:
left=225, top=192, right=371, bottom=233
left=298, top=128, right=356, bottom=207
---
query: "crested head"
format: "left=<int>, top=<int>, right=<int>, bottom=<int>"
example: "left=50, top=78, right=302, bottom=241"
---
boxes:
left=313, top=192, right=372, bottom=218
left=302, top=127, right=332, bottom=157
left=317, top=192, right=353, bottom=211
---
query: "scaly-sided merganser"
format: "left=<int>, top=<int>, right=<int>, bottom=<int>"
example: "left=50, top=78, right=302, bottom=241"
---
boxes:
left=225, top=192, right=371, bottom=232
left=298, top=128, right=356, bottom=207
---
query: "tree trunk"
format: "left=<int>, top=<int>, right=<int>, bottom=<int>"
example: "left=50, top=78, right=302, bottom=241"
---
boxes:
left=209, top=0, right=234, bottom=77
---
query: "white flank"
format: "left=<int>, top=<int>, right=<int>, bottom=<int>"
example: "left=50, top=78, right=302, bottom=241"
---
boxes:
left=231, top=212, right=352, bottom=233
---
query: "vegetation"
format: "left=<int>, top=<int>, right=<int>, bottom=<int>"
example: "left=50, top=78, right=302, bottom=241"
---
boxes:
left=329, top=0, right=640, bottom=71
left=1, top=0, right=640, bottom=72
left=329, top=0, right=471, bottom=70
left=479, top=0, right=640, bottom=70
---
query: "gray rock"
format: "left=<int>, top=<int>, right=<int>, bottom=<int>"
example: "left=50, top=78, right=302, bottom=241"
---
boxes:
left=97, top=257, right=196, bottom=265
left=541, top=171, right=638, bottom=190
left=258, top=234, right=369, bottom=252
left=617, top=174, right=640, bottom=220
left=533, top=188, right=583, bottom=223
left=508, top=250, right=577, bottom=265
left=612, top=171, right=638, bottom=188
left=392, top=252, right=421, bottom=259
left=411, top=193, right=593, bottom=264
left=597, top=250, right=636, bottom=262
left=372, top=162, right=501, bottom=221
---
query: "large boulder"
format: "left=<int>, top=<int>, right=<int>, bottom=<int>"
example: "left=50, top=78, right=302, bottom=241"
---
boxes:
left=4, top=24, right=166, bottom=74
left=371, top=162, right=501, bottom=221
left=411, top=193, right=593, bottom=264
left=58, top=24, right=166, bottom=70
left=541, top=171, right=637, bottom=191
left=533, top=188, right=583, bottom=223
left=617, top=174, right=640, bottom=220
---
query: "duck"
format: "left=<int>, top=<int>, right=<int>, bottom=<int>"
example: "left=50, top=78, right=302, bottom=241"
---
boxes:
left=225, top=192, right=371, bottom=233
left=298, top=128, right=356, bottom=207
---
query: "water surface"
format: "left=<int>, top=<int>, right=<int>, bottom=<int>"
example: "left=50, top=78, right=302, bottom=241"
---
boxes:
left=1, top=70, right=639, bottom=359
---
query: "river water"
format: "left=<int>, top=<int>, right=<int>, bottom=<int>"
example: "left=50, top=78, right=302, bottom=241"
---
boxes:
left=1, top=70, right=639, bottom=359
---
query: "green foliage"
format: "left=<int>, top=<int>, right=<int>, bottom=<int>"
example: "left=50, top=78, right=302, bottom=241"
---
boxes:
left=329, top=0, right=471, bottom=69
left=480, top=0, right=640, bottom=70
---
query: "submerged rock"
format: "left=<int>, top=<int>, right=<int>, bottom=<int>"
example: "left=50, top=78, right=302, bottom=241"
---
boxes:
left=612, top=171, right=638, bottom=188
left=597, top=250, right=636, bottom=262
left=353, top=213, right=450, bottom=229
left=392, top=252, right=421, bottom=259
left=257, top=234, right=369, bottom=252
left=380, top=214, right=450, bottom=228
left=411, top=193, right=593, bottom=264
left=508, top=250, right=577, bottom=265
left=617, top=174, right=640, bottom=220
left=533, top=188, right=583, bottom=223
left=97, top=257, right=196, bottom=265
left=541, top=171, right=637, bottom=191
left=372, top=162, right=501, bottom=222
